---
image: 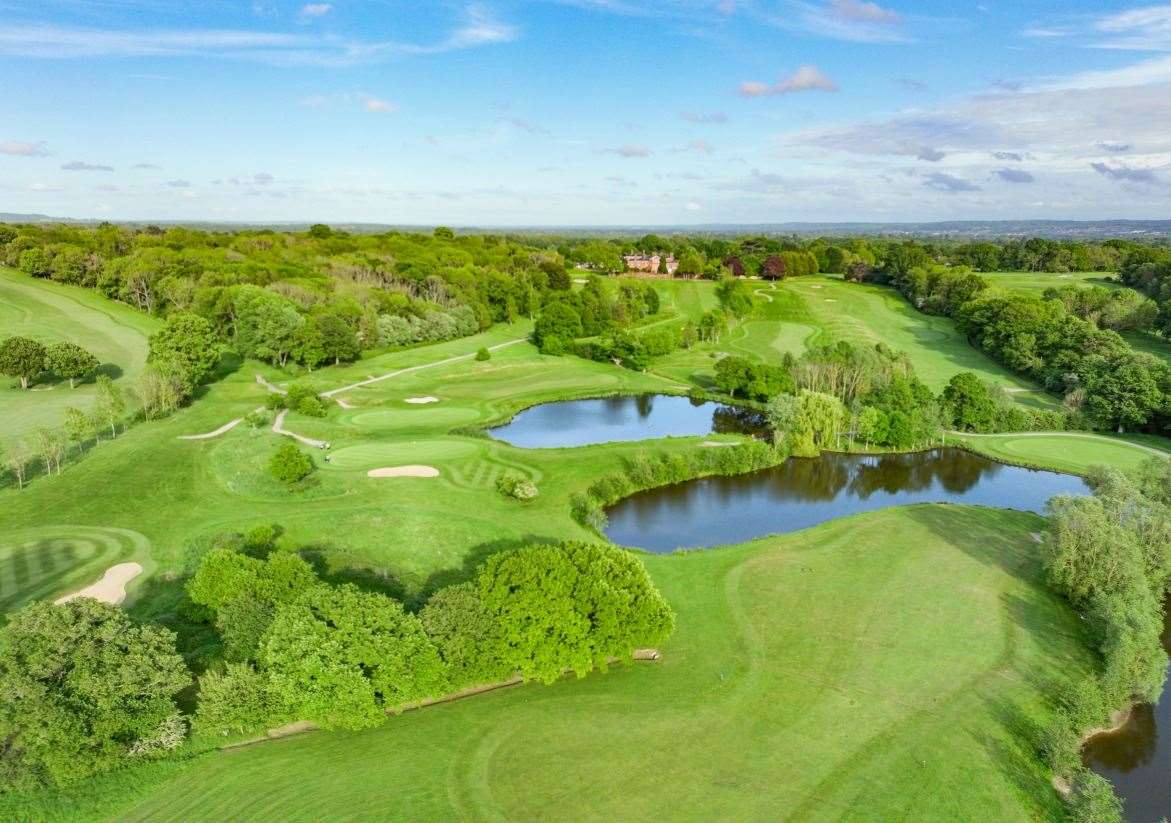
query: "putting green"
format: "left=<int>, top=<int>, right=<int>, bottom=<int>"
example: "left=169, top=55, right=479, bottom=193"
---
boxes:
left=326, top=439, right=480, bottom=471
left=345, top=406, right=482, bottom=430
left=953, top=432, right=1167, bottom=475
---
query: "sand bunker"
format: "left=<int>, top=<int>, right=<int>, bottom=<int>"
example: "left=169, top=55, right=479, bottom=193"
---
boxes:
left=700, top=441, right=737, bottom=448
left=404, top=396, right=440, bottom=404
left=55, top=562, right=143, bottom=606
left=809, top=284, right=822, bottom=289
left=367, top=465, right=440, bottom=478
left=335, top=397, right=355, bottom=409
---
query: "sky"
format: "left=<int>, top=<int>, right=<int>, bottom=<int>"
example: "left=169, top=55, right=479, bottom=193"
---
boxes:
left=1, top=0, right=1170, bottom=225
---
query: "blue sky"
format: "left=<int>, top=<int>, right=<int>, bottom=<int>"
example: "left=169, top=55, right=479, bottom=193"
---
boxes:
left=1, top=0, right=1170, bottom=224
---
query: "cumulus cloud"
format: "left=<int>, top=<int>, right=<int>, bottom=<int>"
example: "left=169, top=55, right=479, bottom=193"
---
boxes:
left=0, top=140, right=49, bottom=156
left=922, top=172, right=979, bottom=192
left=604, top=144, right=651, bottom=157
left=995, top=168, right=1034, bottom=183
left=680, top=111, right=728, bottom=123
left=1091, top=162, right=1159, bottom=184
left=61, top=160, right=114, bottom=171
left=740, top=65, right=838, bottom=97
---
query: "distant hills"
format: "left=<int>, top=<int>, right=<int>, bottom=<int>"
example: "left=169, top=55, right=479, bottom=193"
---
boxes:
left=2, top=213, right=1169, bottom=239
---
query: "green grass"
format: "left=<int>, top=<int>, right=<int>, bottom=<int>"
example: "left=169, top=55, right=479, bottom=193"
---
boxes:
left=953, top=431, right=1170, bottom=475
left=25, top=506, right=1091, bottom=822
left=0, top=268, right=160, bottom=448
left=981, top=271, right=1120, bottom=295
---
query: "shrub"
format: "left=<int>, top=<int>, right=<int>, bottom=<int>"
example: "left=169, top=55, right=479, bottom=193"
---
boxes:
left=496, top=472, right=538, bottom=501
left=187, top=547, right=318, bottom=614
left=296, top=395, right=327, bottom=417
left=477, top=542, right=674, bottom=684
left=1068, top=771, right=1123, bottom=823
left=269, top=441, right=314, bottom=484
left=475, top=347, right=491, bottom=361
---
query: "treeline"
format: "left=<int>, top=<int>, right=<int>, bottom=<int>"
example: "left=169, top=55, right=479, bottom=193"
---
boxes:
left=1039, top=459, right=1171, bottom=822
left=886, top=266, right=1171, bottom=434
left=546, top=233, right=1163, bottom=281
left=0, top=533, right=673, bottom=793
left=1120, top=246, right=1171, bottom=336
left=0, top=222, right=570, bottom=372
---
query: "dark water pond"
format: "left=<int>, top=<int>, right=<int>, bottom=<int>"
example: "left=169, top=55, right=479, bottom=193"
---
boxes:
left=489, top=394, right=764, bottom=449
left=1083, top=596, right=1171, bottom=822
left=603, top=448, right=1089, bottom=553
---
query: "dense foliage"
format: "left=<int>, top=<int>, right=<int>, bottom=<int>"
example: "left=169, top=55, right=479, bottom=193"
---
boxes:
left=0, top=599, right=189, bottom=791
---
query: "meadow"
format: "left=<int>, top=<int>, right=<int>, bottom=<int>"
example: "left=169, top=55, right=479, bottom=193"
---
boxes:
left=0, top=269, right=1159, bottom=820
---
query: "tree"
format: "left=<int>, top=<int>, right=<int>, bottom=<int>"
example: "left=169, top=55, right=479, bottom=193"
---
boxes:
left=94, top=374, right=125, bottom=438
left=63, top=406, right=95, bottom=448
left=940, top=372, right=998, bottom=433
left=311, top=312, right=360, bottom=365
left=43, top=342, right=99, bottom=388
left=31, top=426, right=66, bottom=475
left=233, top=286, right=304, bottom=367
left=714, top=356, right=751, bottom=398
left=187, top=547, right=318, bottom=615
left=4, top=440, right=31, bottom=489
left=477, top=542, right=674, bottom=684
left=533, top=302, right=583, bottom=349
left=419, top=582, right=514, bottom=689
left=148, top=313, right=221, bottom=392
left=475, top=347, right=491, bottom=362
left=269, top=442, right=314, bottom=484
left=0, top=336, right=46, bottom=389
left=260, top=584, right=449, bottom=730
left=193, top=662, right=273, bottom=739
left=715, top=278, right=754, bottom=317
left=138, top=366, right=185, bottom=419
left=767, top=390, right=847, bottom=456
left=0, top=599, right=190, bottom=789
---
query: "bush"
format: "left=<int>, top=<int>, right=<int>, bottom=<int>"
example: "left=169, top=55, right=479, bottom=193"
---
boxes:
left=269, top=442, right=314, bottom=484
left=187, top=547, right=318, bottom=614
left=477, top=541, right=674, bottom=684
left=1068, top=771, right=1124, bottom=823
left=475, top=347, right=491, bottom=361
left=296, top=395, right=327, bottom=417
left=496, top=472, right=538, bottom=501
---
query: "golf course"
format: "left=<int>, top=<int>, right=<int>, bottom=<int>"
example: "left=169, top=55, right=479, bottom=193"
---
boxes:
left=1, top=247, right=1169, bottom=822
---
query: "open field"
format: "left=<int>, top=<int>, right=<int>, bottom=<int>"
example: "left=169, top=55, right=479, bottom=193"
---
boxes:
left=981, top=271, right=1119, bottom=294
left=0, top=268, right=160, bottom=448
left=12, top=506, right=1093, bottom=822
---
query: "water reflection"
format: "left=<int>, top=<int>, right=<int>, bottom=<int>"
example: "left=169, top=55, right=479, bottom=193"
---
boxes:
left=1083, top=596, right=1171, bottom=822
left=604, top=448, right=1088, bottom=553
left=489, top=394, right=764, bottom=449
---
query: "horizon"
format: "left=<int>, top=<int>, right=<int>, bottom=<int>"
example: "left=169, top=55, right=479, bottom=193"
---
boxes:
left=3, top=1, right=1171, bottom=224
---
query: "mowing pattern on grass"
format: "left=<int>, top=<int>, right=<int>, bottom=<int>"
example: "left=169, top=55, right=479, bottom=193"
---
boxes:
left=0, top=525, right=149, bottom=613
left=89, top=507, right=1089, bottom=823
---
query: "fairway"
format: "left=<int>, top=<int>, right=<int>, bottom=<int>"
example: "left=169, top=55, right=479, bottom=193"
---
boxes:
left=952, top=431, right=1170, bottom=475
left=58, top=506, right=1090, bottom=822
left=0, top=268, right=159, bottom=448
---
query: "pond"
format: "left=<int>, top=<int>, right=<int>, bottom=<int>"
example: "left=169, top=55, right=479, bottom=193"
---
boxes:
left=603, top=448, right=1089, bottom=553
left=488, top=394, right=764, bottom=449
left=1083, top=595, right=1171, bottom=823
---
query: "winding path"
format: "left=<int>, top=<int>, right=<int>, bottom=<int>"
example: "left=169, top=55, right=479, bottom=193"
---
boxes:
left=953, top=430, right=1170, bottom=458
left=273, top=409, right=329, bottom=448
left=321, top=338, right=528, bottom=398
left=177, top=417, right=245, bottom=440
left=256, top=374, right=288, bottom=395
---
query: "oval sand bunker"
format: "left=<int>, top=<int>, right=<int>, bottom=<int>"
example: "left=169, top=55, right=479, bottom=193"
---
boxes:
left=404, top=396, right=439, bottom=404
left=368, top=465, right=440, bottom=478
left=55, top=562, right=144, bottom=606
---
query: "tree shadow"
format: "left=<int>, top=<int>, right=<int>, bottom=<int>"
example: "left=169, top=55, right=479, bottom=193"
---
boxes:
left=975, top=693, right=1065, bottom=821
left=94, top=362, right=123, bottom=380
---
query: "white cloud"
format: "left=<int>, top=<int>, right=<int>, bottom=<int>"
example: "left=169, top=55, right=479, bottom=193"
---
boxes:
left=685, top=201, right=702, bottom=211
left=686, top=139, right=714, bottom=154
left=680, top=110, right=728, bottom=123
left=740, top=65, right=838, bottom=97
left=0, top=6, right=517, bottom=66
left=1091, top=162, right=1160, bottom=184
left=782, top=0, right=907, bottom=43
left=0, top=140, right=50, bottom=156
left=604, top=144, right=651, bottom=157
left=1094, top=5, right=1171, bottom=51
left=298, top=3, right=332, bottom=20
left=362, top=95, right=398, bottom=113
left=922, top=172, right=979, bottom=192
left=828, top=0, right=899, bottom=24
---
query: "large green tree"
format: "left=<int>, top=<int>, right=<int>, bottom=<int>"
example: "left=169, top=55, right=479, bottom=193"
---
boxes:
left=0, top=336, right=46, bottom=389
left=941, top=372, right=998, bottom=433
left=43, top=341, right=100, bottom=388
left=0, top=599, right=190, bottom=790
left=148, top=313, right=221, bottom=392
